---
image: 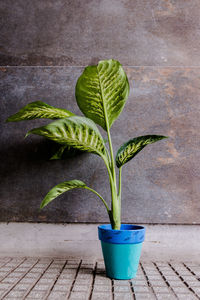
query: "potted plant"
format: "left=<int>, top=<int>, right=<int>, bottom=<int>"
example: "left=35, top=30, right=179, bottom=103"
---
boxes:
left=7, top=59, right=167, bottom=279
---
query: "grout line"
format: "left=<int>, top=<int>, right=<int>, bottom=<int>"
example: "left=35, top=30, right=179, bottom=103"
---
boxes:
left=153, top=262, right=178, bottom=299
left=0, top=258, right=26, bottom=283
left=183, top=263, right=200, bottom=281
left=21, top=259, right=54, bottom=300
left=129, top=281, right=136, bottom=300
left=1, top=258, right=39, bottom=300
left=140, top=262, right=158, bottom=300
left=43, top=259, right=68, bottom=300
left=111, top=279, right=114, bottom=300
left=67, top=259, right=82, bottom=299
left=88, top=262, right=97, bottom=300
left=168, top=262, right=200, bottom=299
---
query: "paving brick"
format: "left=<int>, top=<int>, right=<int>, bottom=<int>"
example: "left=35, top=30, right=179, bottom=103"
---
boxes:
left=0, top=290, right=6, bottom=297
left=37, top=278, right=55, bottom=284
left=20, top=278, right=37, bottom=284
left=47, top=291, right=67, bottom=300
left=168, top=280, right=185, bottom=287
left=131, top=279, right=148, bottom=286
left=76, top=274, right=94, bottom=279
left=64, top=264, right=78, bottom=269
left=91, top=292, right=112, bottom=300
left=114, top=285, right=131, bottom=292
left=69, top=291, right=89, bottom=299
left=93, top=285, right=111, bottom=292
left=52, top=284, right=71, bottom=292
left=186, top=281, right=200, bottom=287
left=25, top=272, right=41, bottom=278
left=0, top=267, right=13, bottom=272
left=172, top=286, right=192, bottom=294
left=26, top=290, right=47, bottom=298
left=9, top=272, right=26, bottom=278
left=0, top=283, right=12, bottom=290
left=3, top=264, right=15, bottom=268
left=6, top=290, right=25, bottom=297
left=42, top=273, right=57, bottom=279
left=16, top=267, right=30, bottom=272
left=1, top=277, right=17, bottom=284
left=149, top=280, right=168, bottom=287
left=153, top=286, right=173, bottom=294
left=175, top=295, right=197, bottom=300
left=133, top=293, right=156, bottom=300
left=73, top=284, right=90, bottom=292
left=61, top=269, right=76, bottom=274
left=56, top=278, right=73, bottom=285
left=114, top=293, right=133, bottom=300
left=156, top=294, right=177, bottom=300
left=75, top=278, right=94, bottom=285
left=33, top=284, right=50, bottom=291
left=94, top=277, right=111, bottom=285
left=164, top=275, right=180, bottom=281
left=14, top=283, right=30, bottom=291
left=182, top=275, right=198, bottom=282
left=58, top=274, right=75, bottom=280
left=191, top=287, right=200, bottom=294
left=148, top=275, right=163, bottom=280
left=67, top=260, right=80, bottom=265
left=133, top=285, right=151, bottom=293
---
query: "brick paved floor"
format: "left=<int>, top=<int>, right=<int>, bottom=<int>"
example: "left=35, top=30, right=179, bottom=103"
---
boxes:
left=0, top=258, right=199, bottom=299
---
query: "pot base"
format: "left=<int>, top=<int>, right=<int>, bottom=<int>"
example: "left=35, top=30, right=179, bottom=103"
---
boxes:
left=101, top=241, right=142, bottom=279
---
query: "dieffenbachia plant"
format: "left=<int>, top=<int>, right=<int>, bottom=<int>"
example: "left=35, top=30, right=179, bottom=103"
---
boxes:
left=7, top=59, right=167, bottom=229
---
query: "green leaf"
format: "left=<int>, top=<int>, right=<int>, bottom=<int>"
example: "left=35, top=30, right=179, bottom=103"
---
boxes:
left=116, top=135, right=168, bottom=168
left=40, top=180, right=86, bottom=209
left=26, top=116, right=108, bottom=159
left=6, top=101, right=74, bottom=122
left=40, top=179, right=109, bottom=211
left=50, top=145, right=80, bottom=160
left=75, top=59, right=130, bottom=131
left=50, top=145, right=69, bottom=160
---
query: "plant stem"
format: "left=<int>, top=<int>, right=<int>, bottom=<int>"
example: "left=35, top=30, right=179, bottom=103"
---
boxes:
left=84, top=186, right=110, bottom=212
left=106, top=127, right=121, bottom=230
left=118, top=167, right=122, bottom=206
left=107, top=127, right=117, bottom=190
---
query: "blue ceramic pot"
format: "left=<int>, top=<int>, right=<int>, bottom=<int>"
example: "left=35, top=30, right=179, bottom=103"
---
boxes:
left=98, top=224, right=145, bottom=279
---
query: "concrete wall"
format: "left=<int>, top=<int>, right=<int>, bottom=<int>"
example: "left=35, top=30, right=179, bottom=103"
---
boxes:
left=1, top=0, right=200, bottom=224
left=1, top=223, right=200, bottom=262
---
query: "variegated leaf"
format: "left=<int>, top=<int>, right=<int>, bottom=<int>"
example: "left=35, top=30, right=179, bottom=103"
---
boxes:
left=50, top=145, right=80, bottom=160
left=75, top=59, right=129, bottom=130
left=40, top=180, right=86, bottom=209
left=26, top=116, right=108, bottom=160
left=6, top=101, right=74, bottom=122
left=116, top=135, right=168, bottom=168
left=50, top=145, right=69, bottom=160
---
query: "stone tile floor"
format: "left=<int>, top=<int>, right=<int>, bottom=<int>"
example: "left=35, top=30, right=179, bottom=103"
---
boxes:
left=0, top=258, right=199, bottom=299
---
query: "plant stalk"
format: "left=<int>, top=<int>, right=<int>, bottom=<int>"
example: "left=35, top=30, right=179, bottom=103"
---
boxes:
left=106, top=127, right=121, bottom=230
left=118, top=167, right=122, bottom=207
left=107, top=127, right=117, bottom=187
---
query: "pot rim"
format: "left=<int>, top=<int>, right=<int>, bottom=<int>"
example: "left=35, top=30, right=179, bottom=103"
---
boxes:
left=98, top=224, right=145, bottom=244
left=98, top=224, right=145, bottom=232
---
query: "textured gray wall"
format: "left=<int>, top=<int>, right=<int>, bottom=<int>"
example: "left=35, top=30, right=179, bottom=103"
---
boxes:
left=0, top=0, right=200, bottom=224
